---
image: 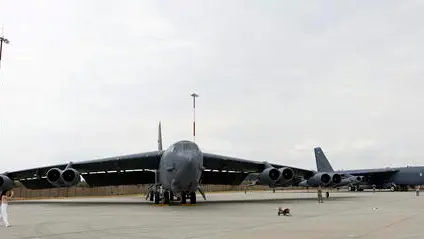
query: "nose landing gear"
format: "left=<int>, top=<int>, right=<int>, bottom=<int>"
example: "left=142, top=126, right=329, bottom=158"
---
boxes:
left=180, top=192, right=197, bottom=205
left=146, top=186, right=198, bottom=206
left=190, top=192, right=196, bottom=204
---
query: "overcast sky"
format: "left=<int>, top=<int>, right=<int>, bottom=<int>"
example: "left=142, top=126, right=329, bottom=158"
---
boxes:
left=1, top=0, right=423, bottom=173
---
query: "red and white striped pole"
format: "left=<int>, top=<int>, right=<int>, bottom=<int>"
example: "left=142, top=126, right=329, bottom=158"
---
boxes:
left=191, top=93, right=199, bottom=142
left=0, top=29, right=10, bottom=73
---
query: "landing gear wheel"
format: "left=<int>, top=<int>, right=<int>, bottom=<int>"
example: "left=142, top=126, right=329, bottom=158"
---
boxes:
left=181, top=193, right=187, bottom=204
left=273, top=188, right=276, bottom=193
left=149, top=191, right=154, bottom=201
left=164, top=191, right=170, bottom=204
left=154, top=191, right=160, bottom=204
left=170, top=191, right=174, bottom=201
left=390, top=186, right=396, bottom=192
left=190, top=192, right=196, bottom=204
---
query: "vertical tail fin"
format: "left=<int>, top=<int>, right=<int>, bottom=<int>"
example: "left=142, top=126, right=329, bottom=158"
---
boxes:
left=314, top=147, right=334, bottom=172
left=158, top=121, right=163, bottom=151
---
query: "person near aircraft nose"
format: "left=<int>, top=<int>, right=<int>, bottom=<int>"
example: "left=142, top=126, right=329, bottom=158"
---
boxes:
left=0, top=189, right=14, bottom=227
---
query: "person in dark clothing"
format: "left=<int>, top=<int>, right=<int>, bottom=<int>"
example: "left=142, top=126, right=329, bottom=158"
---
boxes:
left=317, top=187, right=323, bottom=203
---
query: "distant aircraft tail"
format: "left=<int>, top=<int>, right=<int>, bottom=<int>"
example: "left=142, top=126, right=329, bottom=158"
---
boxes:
left=158, top=121, right=163, bottom=151
left=314, top=147, right=334, bottom=172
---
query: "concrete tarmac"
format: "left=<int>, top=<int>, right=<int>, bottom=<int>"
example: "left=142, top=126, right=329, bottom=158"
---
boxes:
left=2, top=190, right=424, bottom=239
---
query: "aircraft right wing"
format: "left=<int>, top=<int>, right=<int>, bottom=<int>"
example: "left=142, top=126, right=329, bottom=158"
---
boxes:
left=200, top=152, right=315, bottom=186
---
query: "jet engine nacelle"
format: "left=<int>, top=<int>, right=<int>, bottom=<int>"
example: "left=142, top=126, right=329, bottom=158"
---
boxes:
left=276, top=167, right=294, bottom=185
left=355, top=176, right=366, bottom=182
left=0, top=175, right=14, bottom=192
left=62, top=168, right=81, bottom=186
left=330, top=173, right=342, bottom=185
left=258, top=167, right=281, bottom=186
left=336, top=177, right=357, bottom=187
left=347, top=176, right=365, bottom=184
left=46, top=168, right=63, bottom=187
left=46, top=168, right=81, bottom=187
left=304, top=172, right=342, bottom=187
left=340, top=175, right=366, bottom=186
left=306, top=173, right=331, bottom=187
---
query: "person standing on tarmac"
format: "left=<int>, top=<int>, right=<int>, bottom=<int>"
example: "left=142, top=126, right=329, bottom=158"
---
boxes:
left=0, top=189, right=14, bottom=227
left=317, top=186, right=323, bottom=203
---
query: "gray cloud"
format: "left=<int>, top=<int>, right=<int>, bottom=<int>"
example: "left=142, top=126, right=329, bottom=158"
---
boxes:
left=1, top=0, right=424, bottom=173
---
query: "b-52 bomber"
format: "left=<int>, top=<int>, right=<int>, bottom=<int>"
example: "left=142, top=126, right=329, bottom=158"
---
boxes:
left=297, top=148, right=364, bottom=189
left=313, top=147, right=424, bottom=192
left=1, top=122, right=318, bottom=205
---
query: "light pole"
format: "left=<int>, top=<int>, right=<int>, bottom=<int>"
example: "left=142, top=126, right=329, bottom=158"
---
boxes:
left=191, top=93, right=199, bottom=142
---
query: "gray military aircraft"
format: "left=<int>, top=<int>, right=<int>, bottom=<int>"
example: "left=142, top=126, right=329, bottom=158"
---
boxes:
left=294, top=147, right=366, bottom=197
left=298, top=147, right=364, bottom=189
left=245, top=153, right=353, bottom=193
left=0, top=122, right=316, bottom=205
left=313, top=147, right=424, bottom=192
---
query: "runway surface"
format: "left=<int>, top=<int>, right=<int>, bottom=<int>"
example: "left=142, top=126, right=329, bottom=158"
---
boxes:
left=2, top=190, right=424, bottom=239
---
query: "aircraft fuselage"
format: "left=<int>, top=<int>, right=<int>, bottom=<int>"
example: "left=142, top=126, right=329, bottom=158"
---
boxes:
left=390, top=166, right=424, bottom=185
left=158, top=140, right=203, bottom=195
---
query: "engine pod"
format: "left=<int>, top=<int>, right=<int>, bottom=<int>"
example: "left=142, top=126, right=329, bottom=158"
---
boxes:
left=258, top=167, right=281, bottom=185
left=0, top=175, right=14, bottom=192
left=331, top=173, right=342, bottom=184
left=46, top=168, right=62, bottom=186
left=62, top=168, right=81, bottom=186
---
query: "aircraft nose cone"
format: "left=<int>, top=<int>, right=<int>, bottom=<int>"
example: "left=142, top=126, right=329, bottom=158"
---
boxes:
left=181, top=156, right=196, bottom=174
left=171, top=154, right=199, bottom=193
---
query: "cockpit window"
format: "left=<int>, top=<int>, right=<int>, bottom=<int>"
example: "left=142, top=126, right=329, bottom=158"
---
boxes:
left=171, top=141, right=199, bottom=152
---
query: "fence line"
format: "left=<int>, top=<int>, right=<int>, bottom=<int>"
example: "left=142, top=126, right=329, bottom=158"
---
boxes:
left=12, top=184, right=311, bottom=199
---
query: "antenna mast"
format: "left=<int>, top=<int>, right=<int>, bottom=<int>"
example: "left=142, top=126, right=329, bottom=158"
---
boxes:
left=191, top=93, right=199, bottom=142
